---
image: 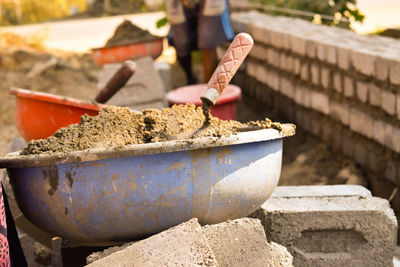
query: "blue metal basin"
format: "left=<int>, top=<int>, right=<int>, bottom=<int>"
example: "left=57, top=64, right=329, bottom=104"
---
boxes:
left=0, top=128, right=293, bottom=245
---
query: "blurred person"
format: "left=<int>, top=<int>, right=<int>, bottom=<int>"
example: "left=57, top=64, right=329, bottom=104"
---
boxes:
left=166, top=0, right=234, bottom=84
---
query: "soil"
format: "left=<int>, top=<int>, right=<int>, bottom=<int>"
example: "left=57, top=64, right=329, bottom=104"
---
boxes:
left=21, top=104, right=288, bottom=155
left=104, top=20, right=157, bottom=48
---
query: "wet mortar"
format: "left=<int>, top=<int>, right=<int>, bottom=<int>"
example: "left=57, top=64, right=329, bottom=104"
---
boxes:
left=21, top=104, right=289, bottom=155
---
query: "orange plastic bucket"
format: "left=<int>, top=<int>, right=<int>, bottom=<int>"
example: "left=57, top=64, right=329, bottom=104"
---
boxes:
left=11, top=88, right=105, bottom=141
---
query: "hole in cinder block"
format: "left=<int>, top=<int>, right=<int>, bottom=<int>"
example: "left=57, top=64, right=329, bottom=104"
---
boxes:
left=293, top=229, right=368, bottom=253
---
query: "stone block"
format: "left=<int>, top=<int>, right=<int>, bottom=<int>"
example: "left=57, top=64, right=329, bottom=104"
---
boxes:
left=351, top=50, right=376, bottom=76
left=369, top=83, right=382, bottom=107
left=356, top=81, right=368, bottom=103
left=333, top=72, right=342, bottom=93
left=330, top=101, right=350, bottom=126
left=202, top=218, right=293, bottom=267
left=86, top=219, right=217, bottom=267
left=390, top=59, right=400, bottom=85
left=321, top=67, right=331, bottom=89
left=311, top=63, right=320, bottom=85
left=294, top=85, right=310, bottom=108
left=349, top=108, right=374, bottom=139
left=280, top=77, right=294, bottom=99
left=98, top=57, right=166, bottom=110
left=381, top=89, right=396, bottom=116
left=343, top=76, right=354, bottom=98
left=310, top=91, right=330, bottom=115
left=252, top=185, right=397, bottom=267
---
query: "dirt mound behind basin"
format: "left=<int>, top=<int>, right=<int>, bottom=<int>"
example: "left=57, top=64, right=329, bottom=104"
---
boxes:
left=105, top=20, right=158, bottom=48
left=21, top=104, right=289, bottom=155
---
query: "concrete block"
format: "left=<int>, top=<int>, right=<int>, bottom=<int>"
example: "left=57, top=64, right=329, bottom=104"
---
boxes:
left=99, top=57, right=167, bottom=109
left=321, top=67, right=331, bottom=89
left=252, top=185, right=397, bottom=267
left=333, top=72, right=342, bottom=93
left=202, top=218, right=293, bottom=267
left=311, top=63, right=320, bottom=85
left=294, top=85, right=310, bottom=108
left=390, top=59, right=400, bottom=85
left=356, top=81, right=368, bottom=103
left=280, top=77, right=294, bottom=99
left=351, top=50, right=376, bottom=76
left=343, top=76, right=354, bottom=98
left=300, top=63, right=309, bottom=81
left=369, top=83, right=382, bottom=107
left=373, top=119, right=393, bottom=148
left=376, top=56, right=390, bottom=81
left=86, top=219, right=217, bottom=267
left=349, top=108, right=374, bottom=139
left=330, top=101, right=350, bottom=126
left=310, top=90, right=330, bottom=115
left=381, top=89, right=396, bottom=116
left=337, top=47, right=351, bottom=70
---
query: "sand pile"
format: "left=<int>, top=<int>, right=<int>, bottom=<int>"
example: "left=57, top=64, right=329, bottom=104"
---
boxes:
left=105, top=20, right=157, bottom=48
left=21, top=104, right=288, bottom=155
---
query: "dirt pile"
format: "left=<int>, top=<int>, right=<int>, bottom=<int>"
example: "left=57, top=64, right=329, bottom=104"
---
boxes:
left=21, top=104, right=288, bottom=155
left=105, top=20, right=157, bottom=48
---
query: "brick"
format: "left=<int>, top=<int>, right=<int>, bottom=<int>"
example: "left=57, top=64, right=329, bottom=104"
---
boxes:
left=293, top=58, right=301, bottom=75
left=310, top=63, right=320, bottom=85
left=280, top=77, right=294, bottom=99
left=354, top=140, right=367, bottom=165
left=381, top=89, right=396, bottom=115
left=356, top=81, right=368, bottom=103
left=246, top=23, right=266, bottom=44
left=321, top=67, right=331, bottom=89
left=337, top=47, right=351, bottom=70
left=373, top=120, right=393, bottom=148
left=330, top=101, right=350, bottom=125
left=320, top=119, right=333, bottom=143
left=86, top=219, right=218, bottom=267
left=269, top=30, right=288, bottom=50
left=349, top=108, right=374, bottom=139
left=342, top=130, right=354, bottom=157
left=367, top=145, right=385, bottom=173
left=279, top=53, right=286, bottom=71
left=290, top=35, right=306, bottom=56
left=333, top=72, right=342, bottom=93
left=266, top=70, right=280, bottom=91
left=247, top=61, right=257, bottom=78
left=266, top=48, right=279, bottom=67
left=343, top=76, right=354, bottom=98
left=310, top=117, right=321, bottom=136
left=397, top=93, right=400, bottom=120
left=393, top=126, right=400, bottom=153
left=368, top=83, right=382, bottom=107
left=252, top=185, right=397, bottom=267
left=256, top=63, right=268, bottom=84
left=351, top=50, right=376, bottom=76
left=332, top=128, right=343, bottom=152
left=310, top=90, right=330, bottom=115
left=376, top=56, right=390, bottom=81
left=325, top=44, right=337, bottom=65
left=249, top=44, right=266, bottom=61
left=294, top=85, right=311, bottom=108
left=306, top=39, right=317, bottom=58
left=300, top=63, right=309, bottom=81
left=285, top=55, right=294, bottom=72
left=202, top=218, right=293, bottom=267
left=389, top=59, right=400, bottom=85
left=384, top=160, right=397, bottom=184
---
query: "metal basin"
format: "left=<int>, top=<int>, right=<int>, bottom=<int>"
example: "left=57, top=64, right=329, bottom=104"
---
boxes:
left=0, top=129, right=293, bottom=245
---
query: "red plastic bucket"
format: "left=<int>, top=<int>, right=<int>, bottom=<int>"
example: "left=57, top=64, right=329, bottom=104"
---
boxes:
left=166, top=84, right=241, bottom=120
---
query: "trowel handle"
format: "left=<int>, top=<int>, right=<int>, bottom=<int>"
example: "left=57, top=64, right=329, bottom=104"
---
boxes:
left=201, top=33, right=253, bottom=105
left=95, top=60, right=136, bottom=104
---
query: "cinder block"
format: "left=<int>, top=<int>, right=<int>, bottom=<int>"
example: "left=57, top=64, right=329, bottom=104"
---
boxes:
left=252, top=185, right=397, bottom=267
left=369, top=83, right=382, bottom=107
left=311, top=63, right=320, bottom=85
left=390, top=59, right=400, bottom=85
left=381, top=89, right=396, bottom=116
left=280, top=77, right=294, bottom=99
left=86, top=219, right=218, bottom=267
left=351, top=50, right=376, bottom=76
left=310, top=91, right=330, bottom=115
left=333, top=72, right=342, bottom=93
left=294, top=85, right=311, bottom=108
left=321, top=67, right=331, bottom=89
left=356, top=81, right=368, bottom=103
left=343, top=76, right=354, bottom=98
left=376, top=56, right=390, bottom=81
left=349, top=108, right=374, bottom=139
left=202, top=218, right=293, bottom=267
left=330, top=101, right=350, bottom=126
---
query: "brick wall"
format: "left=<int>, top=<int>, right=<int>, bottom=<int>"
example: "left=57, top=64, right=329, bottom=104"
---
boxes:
left=229, top=11, right=400, bottom=188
